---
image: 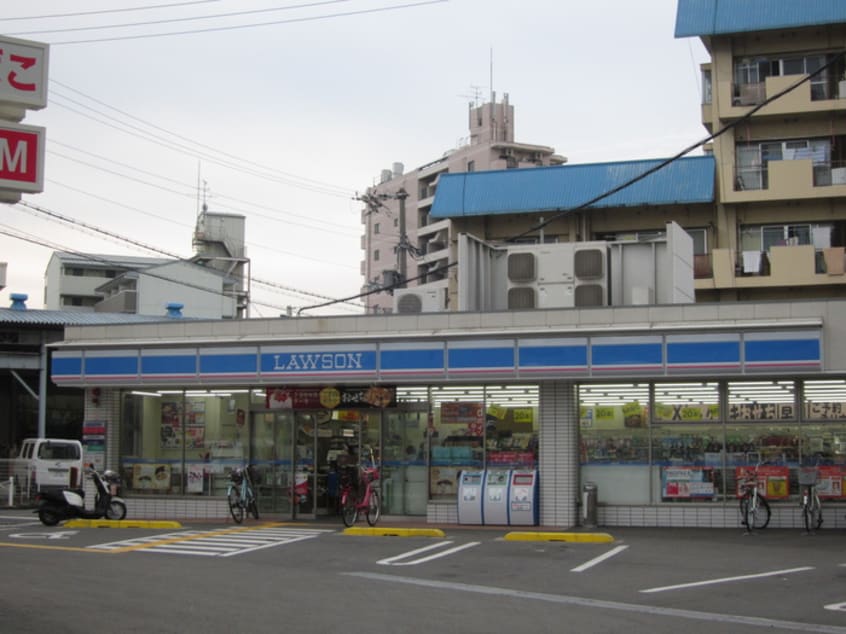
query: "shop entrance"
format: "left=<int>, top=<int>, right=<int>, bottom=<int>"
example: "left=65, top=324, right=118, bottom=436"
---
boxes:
left=248, top=408, right=383, bottom=518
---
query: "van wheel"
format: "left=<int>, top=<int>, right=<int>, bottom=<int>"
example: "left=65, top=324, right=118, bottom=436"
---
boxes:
left=38, top=505, right=61, bottom=526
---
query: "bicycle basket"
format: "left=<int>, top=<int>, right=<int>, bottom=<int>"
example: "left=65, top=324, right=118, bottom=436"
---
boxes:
left=798, top=467, right=818, bottom=486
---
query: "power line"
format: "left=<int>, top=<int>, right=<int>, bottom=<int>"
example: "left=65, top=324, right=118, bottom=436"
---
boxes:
left=10, top=0, right=356, bottom=35
left=11, top=200, right=364, bottom=310
left=50, top=80, right=356, bottom=197
left=507, top=50, right=846, bottom=242
left=48, top=92, right=353, bottom=198
left=30, top=1, right=449, bottom=45
left=46, top=141, right=357, bottom=236
left=3, top=1, right=225, bottom=22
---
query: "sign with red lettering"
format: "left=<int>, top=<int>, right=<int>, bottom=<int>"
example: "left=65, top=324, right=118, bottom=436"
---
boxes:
left=0, top=121, right=45, bottom=192
left=0, top=36, right=49, bottom=110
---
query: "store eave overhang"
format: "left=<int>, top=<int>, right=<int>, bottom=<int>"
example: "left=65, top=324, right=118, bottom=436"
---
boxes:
left=47, top=317, right=823, bottom=351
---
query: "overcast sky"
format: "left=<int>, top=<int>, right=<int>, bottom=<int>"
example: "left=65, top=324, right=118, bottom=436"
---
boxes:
left=0, top=0, right=708, bottom=316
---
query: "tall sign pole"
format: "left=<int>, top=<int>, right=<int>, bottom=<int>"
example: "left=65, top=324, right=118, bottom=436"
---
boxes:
left=0, top=35, right=49, bottom=204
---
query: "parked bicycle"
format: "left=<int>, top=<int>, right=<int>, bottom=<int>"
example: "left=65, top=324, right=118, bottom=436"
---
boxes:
left=738, top=462, right=770, bottom=531
left=227, top=465, right=259, bottom=524
left=339, top=446, right=381, bottom=527
left=798, top=464, right=823, bottom=533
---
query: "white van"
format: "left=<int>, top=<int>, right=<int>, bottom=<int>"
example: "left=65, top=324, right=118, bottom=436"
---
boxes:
left=15, top=438, right=84, bottom=492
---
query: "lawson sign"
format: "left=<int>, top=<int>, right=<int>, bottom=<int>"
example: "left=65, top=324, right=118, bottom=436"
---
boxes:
left=50, top=329, right=823, bottom=387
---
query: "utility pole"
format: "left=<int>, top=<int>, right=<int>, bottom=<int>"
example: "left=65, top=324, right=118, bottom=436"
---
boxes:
left=356, top=187, right=410, bottom=312
left=396, top=188, right=409, bottom=288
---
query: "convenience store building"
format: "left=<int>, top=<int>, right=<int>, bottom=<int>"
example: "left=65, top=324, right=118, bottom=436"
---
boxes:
left=51, top=297, right=846, bottom=528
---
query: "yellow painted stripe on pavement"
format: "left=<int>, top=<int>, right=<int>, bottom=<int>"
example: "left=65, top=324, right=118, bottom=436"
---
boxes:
left=504, top=531, right=614, bottom=543
left=344, top=527, right=446, bottom=538
left=0, top=542, right=107, bottom=553
left=110, top=522, right=289, bottom=552
left=65, top=519, right=183, bottom=529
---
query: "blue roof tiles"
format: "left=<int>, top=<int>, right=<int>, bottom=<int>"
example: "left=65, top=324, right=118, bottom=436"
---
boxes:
left=430, top=155, right=715, bottom=219
left=675, top=0, right=846, bottom=38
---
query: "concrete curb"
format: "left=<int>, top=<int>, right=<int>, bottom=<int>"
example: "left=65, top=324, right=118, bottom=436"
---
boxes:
left=343, top=526, right=446, bottom=538
left=64, top=519, right=183, bottom=529
left=504, top=531, right=614, bottom=543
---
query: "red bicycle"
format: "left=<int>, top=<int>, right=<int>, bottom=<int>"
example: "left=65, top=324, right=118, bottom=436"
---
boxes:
left=339, top=447, right=381, bottom=527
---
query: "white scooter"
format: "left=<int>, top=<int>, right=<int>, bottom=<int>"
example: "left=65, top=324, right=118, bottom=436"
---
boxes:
left=35, top=464, right=127, bottom=526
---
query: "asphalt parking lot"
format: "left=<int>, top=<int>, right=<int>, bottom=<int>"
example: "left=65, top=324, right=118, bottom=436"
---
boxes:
left=1, top=510, right=845, bottom=633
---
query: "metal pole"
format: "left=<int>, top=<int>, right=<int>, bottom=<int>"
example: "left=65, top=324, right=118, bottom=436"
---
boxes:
left=397, top=189, right=408, bottom=287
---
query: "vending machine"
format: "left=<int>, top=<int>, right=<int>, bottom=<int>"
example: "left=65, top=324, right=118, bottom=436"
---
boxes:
left=456, top=470, right=485, bottom=524
left=482, top=469, right=511, bottom=525
left=508, top=469, right=539, bottom=525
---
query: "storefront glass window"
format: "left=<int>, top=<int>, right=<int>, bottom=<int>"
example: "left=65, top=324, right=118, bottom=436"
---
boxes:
left=429, top=386, right=485, bottom=500
left=382, top=387, right=429, bottom=515
left=484, top=385, right=538, bottom=469
left=579, top=383, right=650, bottom=504
left=727, top=380, right=797, bottom=422
left=425, top=385, right=539, bottom=502
left=120, top=389, right=252, bottom=496
left=652, top=382, right=721, bottom=502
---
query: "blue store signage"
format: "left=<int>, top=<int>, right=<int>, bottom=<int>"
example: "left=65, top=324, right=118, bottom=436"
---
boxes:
left=51, top=329, right=823, bottom=386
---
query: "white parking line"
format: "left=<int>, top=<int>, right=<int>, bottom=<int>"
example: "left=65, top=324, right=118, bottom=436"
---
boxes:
left=571, top=545, right=629, bottom=572
left=378, top=541, right=480, bottom=566
left=345, top=572, right=846, bottom=633
left=640, top=566, right=814, bottom=593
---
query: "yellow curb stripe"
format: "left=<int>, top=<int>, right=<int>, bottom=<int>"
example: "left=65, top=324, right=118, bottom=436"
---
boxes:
left=504, top=531, right=614, bottom=543
left=343, top=527, right=446, bottom=538
left=65, top=519, right=183, bottom=529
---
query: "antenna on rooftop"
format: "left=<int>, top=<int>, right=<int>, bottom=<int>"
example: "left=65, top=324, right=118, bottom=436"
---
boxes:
left=458, top=85, right=484, bottom=108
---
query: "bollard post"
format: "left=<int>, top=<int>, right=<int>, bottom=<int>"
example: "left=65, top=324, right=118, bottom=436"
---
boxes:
left=582, top=482, right=598, bottom=528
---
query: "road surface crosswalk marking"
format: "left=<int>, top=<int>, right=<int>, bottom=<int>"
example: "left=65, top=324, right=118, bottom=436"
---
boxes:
left=88, top=524, right=334, bottom=557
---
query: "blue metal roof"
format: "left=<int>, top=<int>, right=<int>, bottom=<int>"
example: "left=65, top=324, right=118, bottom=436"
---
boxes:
left=675, top=0, right=846, bottom=38
left=430, top=155, right=715, bottom=219
left=0, top=308, right=186, bottom=327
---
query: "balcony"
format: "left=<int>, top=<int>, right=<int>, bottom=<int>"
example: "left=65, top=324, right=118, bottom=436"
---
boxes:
left=699, top=245, right=846, bottom=291
left=718, top=74, right=846, bottom=119
left=723, top=158, right=846, bottom=204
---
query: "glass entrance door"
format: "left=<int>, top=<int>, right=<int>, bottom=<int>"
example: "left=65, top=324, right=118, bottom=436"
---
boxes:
left=250, top=410, right=295, bottom=517
left=382, top=407, right=428, bottom=515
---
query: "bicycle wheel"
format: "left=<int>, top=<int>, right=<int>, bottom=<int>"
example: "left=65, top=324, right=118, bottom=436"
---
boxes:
left=803, top=491, right=822, bottom=532
left=341, top=490, right=358, bottom=527
left=366, top=489, right=381, bottom=526
left=740, top=493, right=770, bottom=530
left=228, top=487, right=244, bottom=524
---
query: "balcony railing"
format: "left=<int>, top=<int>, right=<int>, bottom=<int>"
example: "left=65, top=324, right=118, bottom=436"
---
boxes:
left=733, top=77, right=843, bottom=106
left=735, top=160, right=845, bottom=191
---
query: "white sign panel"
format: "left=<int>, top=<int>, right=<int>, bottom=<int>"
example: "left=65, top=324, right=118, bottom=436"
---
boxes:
left=0, top=120, right=45, bottom=193
left=0, top=35, right=49, bottom=110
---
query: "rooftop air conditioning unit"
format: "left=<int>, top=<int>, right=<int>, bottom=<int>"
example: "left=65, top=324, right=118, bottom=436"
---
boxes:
left=574, top=245, right=608, bottom=307
left=507, top=252, right=536, bottom=283
left=393, top=287, right=444, bottom=314
left=506, top=246, right=577, bottom=309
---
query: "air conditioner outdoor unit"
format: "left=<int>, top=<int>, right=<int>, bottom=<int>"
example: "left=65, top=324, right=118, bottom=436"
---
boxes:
left=574, top=245, right=608, bottom=307
left=507, top=252, right=536, bottom=282
left=393, top=287, right=444, bottom=314
left=506, top=284, right=576, bottom=310
left=506, top=245, right=577, bottom=310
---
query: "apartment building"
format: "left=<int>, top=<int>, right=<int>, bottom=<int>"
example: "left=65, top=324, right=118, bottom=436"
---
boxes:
left=360, top=93, right=566, bottom=313
left=42, top=210, right=249, bottom=319
left=678, top=0, right=846, bottom=302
